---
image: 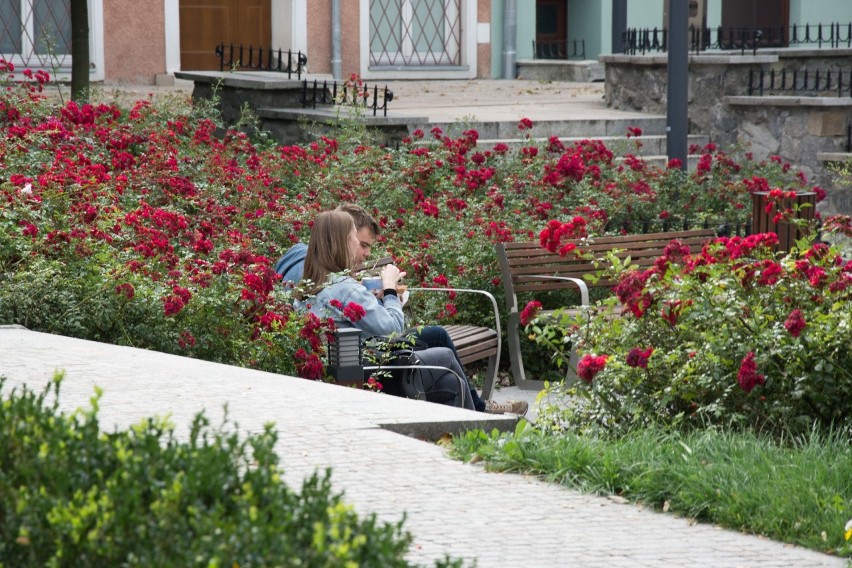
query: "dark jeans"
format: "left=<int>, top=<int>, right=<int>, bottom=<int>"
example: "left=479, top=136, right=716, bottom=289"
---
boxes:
left=412, top=326, right=487, bottom=412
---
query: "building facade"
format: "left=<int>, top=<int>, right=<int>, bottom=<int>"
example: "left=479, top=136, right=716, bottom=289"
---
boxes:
left=539, top=0, right=852, bottom=63
left=1, top=0, right=850, bottom=85
left=0, top=0, right=496, bottom=84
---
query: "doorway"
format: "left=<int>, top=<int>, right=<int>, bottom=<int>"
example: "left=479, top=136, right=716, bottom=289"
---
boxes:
left=721, top=0, right=789, bottom=47
left=179, top=0, right=271, bottom=70
left=535, top=0, right=567, bottom=59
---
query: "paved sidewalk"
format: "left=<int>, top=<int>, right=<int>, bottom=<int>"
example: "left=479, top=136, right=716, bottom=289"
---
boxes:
left=1, top=325, right=844, bottom=568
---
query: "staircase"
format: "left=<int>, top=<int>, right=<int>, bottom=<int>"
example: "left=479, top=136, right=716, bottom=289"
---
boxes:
left=175, top=72, right=710, bottom=167
left=409, top=115, right=708, bottom=169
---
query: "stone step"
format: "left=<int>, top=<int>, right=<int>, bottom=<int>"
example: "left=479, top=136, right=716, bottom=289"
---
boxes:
left=472, top=134, right=711, bottom=156
left=408, top=115, right=669, bottom=140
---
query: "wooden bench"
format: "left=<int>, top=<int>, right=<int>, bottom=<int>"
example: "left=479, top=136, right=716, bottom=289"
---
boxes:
left=496, top=229, right=716, bottom=390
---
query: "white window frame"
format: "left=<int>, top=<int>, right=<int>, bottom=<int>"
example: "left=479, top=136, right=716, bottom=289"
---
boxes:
left=359, top=0, right=476, bottom=80
left=2, top=0, right=104, bottom=81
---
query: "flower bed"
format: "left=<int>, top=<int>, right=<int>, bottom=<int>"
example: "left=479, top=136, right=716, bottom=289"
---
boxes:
left=0, top=62, right=830, bottom=385
left=530, top=225, right=852, bottom=435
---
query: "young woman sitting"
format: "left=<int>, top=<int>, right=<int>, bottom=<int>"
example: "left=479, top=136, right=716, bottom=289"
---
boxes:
left=294, top=210, right=477, bottom=409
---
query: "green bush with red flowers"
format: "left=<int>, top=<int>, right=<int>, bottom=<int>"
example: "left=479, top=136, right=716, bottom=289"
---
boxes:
left=0, top=61, right=831, bottom=385
left=529, top=217, right=852, bottom=436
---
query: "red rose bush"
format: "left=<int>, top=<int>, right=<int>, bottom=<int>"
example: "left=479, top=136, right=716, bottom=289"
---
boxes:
left=530, top=227, right=852, bottom=436
left=0, top=63, right=835, bottom=393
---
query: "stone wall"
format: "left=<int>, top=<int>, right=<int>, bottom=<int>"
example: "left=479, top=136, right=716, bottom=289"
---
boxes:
left=601, top=50, right=852, bottom=215
left=516, top=60, right=605, bottom=82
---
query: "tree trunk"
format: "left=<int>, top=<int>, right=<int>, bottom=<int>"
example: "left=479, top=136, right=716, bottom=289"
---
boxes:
left=70, top=0, right=90, bottom=102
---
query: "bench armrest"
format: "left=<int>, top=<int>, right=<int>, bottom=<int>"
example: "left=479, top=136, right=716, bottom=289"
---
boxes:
left=524, top=275, right=590, bottom=306
left=406, top=287, right=502, bottom=372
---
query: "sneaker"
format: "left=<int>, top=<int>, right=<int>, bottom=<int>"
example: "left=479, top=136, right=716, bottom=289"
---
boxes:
left=484, top=400, right=529, bottom=416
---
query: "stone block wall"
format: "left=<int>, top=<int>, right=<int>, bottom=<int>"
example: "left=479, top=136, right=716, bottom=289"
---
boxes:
left=601, top=51, right=852, bottom=215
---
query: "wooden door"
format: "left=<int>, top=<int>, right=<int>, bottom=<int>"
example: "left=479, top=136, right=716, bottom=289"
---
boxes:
left=722, top=0, right=789, bottom=47
left=179, top=0, right=271, bottom=70
left=535, top=0, right=567, bottom=59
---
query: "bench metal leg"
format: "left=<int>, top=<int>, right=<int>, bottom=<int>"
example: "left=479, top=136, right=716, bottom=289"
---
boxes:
left=507, top=311, right=543, bottom=390
left=480, top=352, right=499, bottom=400
left=564, top=342, right=580, bottom=386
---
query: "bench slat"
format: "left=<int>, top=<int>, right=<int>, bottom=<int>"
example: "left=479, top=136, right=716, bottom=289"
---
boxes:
left=497, top=229, right=716, bottom=390
left=444, top=325, right=498, bottom=364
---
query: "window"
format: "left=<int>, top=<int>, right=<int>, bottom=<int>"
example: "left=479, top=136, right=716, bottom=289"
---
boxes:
left=369, top=0, right=461, bottom=67
left=0, top=0, right=72, bottom=67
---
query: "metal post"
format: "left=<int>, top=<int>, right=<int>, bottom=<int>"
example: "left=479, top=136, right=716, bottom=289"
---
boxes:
left=331, top=0, right=342, bottom=80
left=503, top=0, right=517, bottom=79
left=612, top=0, right=628, bottom=54
left=666, top=0, right=688, bottom=170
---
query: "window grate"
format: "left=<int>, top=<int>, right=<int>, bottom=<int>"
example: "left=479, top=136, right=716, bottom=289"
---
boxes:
left=0, top=0, right=71, bottom=68
left=369, top=0, right=462, bottom=67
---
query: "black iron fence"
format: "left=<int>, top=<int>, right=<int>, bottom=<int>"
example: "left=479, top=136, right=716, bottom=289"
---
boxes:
left=623, top=26, right=760, bottom=55
left=623, top=22, right=852, bottom=56
left=787, top=22, right=852, bottom=48
left=532, top=39, right=586, bottom=60
left=747, top=67, right=852, bottom=97
left=301, top=79, right=393, bottom=117
left=215, top=43, right=307, bottom=79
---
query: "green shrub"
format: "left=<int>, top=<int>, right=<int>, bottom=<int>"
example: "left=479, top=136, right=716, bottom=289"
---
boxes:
left=530, top=222, right=852, bottom=437
left=0, top=375, right=461, bottom=567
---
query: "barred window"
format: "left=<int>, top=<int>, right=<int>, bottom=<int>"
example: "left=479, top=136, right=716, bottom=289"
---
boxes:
left=0, top=0, right=72, bottom=67
left=369, top=0, right=461, bottom=67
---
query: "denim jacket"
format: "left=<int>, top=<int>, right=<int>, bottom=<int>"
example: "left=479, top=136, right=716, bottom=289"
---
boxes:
left=294, top=274, right=404, bottom=337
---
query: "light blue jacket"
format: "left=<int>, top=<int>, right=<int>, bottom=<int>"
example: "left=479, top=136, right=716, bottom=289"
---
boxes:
left=295, top=274, right=404, bottom=337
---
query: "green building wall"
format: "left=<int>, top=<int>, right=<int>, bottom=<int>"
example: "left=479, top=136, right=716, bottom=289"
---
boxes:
left=491, top=0, right=851, bottom=77
left=517, top=0, right=536, bottom=60
left=789, top=0, right=851, bottom=25
left=491, top=0, right=503, bottom=77
left=566, top=0, right=609, bottom=59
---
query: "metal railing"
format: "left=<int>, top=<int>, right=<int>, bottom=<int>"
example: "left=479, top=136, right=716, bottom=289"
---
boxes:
left=787, top=22, right=852, bottom=48
left=623, top=26, right=760, bottom=55
left=300, top=80, right=394, bottom=117
left=215, top=43, right=307, bottom=79
left=532, top=39, right=586, bottom=60
left=623, top=22, right=852, bottom=56
left=747, top=67, right=852, bottom=97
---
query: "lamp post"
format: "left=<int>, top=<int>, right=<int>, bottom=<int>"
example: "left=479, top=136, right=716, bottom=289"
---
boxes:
left=612, top=0, right=627, bottom=54
left=667, top=0, right=689, bottom=171
left=327, top=328, right=364, bottom=386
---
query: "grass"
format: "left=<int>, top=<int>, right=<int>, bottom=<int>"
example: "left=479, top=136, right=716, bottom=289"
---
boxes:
left=449, top=422, right=852, bottom=558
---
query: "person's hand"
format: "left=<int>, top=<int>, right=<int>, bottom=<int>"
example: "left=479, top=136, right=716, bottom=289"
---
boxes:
left=380, top=264, right=406, bottom=290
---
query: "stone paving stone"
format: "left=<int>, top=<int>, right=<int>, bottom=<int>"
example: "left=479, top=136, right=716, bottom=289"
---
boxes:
left=0, top=326, right=846, bottom=568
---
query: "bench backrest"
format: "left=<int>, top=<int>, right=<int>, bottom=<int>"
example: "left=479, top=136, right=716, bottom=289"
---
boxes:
left=355, top=255, right=394, bottom=275
left=496, top=229, right=716, bottom=311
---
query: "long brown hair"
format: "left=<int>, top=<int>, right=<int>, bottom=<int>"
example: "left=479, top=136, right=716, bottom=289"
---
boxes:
left=302, top=210, right=355, bottom=293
